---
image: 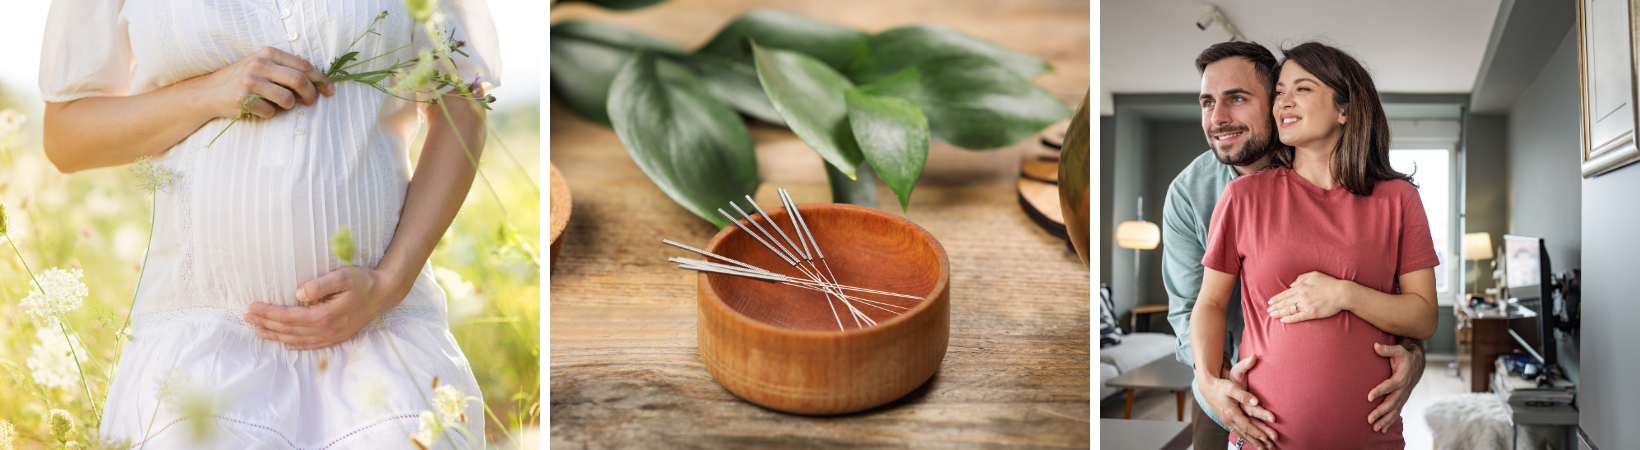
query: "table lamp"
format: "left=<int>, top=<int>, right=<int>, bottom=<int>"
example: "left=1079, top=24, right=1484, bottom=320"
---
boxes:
left=1463, top=232, right=1494, bottom=299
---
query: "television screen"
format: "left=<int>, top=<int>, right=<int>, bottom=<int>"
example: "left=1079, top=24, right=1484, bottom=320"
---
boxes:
left=1506, top=235, right=1544, bottom=300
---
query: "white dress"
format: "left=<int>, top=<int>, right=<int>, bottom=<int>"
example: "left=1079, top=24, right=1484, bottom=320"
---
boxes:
left=39, top=0, right=501, bottom=448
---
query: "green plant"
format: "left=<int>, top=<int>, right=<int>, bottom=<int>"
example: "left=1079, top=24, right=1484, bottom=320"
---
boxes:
left=550, top=8, right=1071, bottom=227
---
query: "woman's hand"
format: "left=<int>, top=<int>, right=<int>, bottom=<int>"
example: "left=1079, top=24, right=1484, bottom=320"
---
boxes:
left=1266, top=271, right=1348, bottom=323
left=243, top=266, right=410, bottom=350
left=43, top=46, right=337, bottom=173
left=196, top=46, right=336, bottom=120
left=1203, top=354, right=1278, bottom=449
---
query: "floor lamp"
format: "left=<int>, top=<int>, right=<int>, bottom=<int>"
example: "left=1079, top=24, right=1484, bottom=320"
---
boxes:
left=1116, top=197, right=1160, bottom=318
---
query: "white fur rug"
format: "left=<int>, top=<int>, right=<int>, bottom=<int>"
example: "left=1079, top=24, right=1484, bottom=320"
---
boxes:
left=1424, top=393, right=1559, bottom=450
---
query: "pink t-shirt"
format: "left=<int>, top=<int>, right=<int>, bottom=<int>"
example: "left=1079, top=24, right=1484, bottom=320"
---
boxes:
left=1202, top=168, right=1439, bottom=449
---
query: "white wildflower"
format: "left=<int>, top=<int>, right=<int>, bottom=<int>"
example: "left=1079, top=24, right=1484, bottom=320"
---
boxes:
left=0, top=109, right=24, bottom=137
left=27, top=326, right=87, bottom=389
left=128, top=156, right=180, bottom=192
left=20, top=267, right=88, bottom=328
left=155, top=368, right=217, bottom=442
left=391, top=50, right=439, bottom=95
left=0, top=418, right=15, bottom=450
left=409, top=410, right=442, bottom=450
left=431, top=384, right=469, bottom=424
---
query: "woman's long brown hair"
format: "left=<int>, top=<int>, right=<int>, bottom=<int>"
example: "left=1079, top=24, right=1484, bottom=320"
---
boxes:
left=1273, top=42, right=1411, bottom=196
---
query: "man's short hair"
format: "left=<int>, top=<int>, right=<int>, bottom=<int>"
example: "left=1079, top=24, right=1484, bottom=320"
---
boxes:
left=1194, top=41, right=1279, bottom=98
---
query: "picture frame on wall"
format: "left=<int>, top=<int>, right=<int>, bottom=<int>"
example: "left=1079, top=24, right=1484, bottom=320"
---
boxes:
left=1579, top=0, right=1640, bottom=177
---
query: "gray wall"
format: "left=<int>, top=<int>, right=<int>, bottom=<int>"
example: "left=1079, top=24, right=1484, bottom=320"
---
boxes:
left=1580, top=150, right=1640, bottom=450
left=1464, top=114, right=1510, bottom=295
left=1507, top=29, right=1582, bottom=286
left=1100, top=115, right=1116, bottom=287
left=1108, top=111, right=1151, bottom=319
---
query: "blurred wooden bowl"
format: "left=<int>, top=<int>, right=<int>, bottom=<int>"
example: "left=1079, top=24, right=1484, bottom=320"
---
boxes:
left=549, top=164, right=572, bottom=271
left=697, top=203, right=950, bottom=415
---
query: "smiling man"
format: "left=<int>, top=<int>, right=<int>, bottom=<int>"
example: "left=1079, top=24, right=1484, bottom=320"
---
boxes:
left=1161, top=41, right=1427, bottom=450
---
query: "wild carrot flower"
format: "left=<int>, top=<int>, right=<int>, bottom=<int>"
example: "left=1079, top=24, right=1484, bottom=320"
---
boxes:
left=155, top=368, right=216, bottom=441
left=27, top=327, right=87, bottom=389
left=0, top=418, right=15, bottom=450
left=62, top=442, right=86, bottom=450
left=1, top=202, right=8, bottom=236
left=391, top=50, right=439, bottom=96
left=128, top=156, right=180, bottom=192
left=0, top=109, right=23, bottom=137
left=409, top=411, right=442, bottom=450
left=431, top=384, right=468, bottom=424
left=21, top=267, right=88, bottom=328
left=47, top=409, right=74, bottom=443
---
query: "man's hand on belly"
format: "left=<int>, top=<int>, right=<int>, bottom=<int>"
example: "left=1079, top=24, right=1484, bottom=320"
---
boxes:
left=1204, top=354, right=1278, bottom=449
left=1366, top=339, right=1425, bottom=432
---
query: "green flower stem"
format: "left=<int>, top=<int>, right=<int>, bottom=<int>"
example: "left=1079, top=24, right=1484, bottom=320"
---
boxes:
left=118, top=199, right=159, bottom=353
left=59, top=320, right=100, bottom=423
left=4, top=232, right=101, bottom=423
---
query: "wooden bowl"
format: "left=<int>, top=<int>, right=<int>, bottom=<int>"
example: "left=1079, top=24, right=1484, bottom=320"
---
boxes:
left=549, top=164, right=572, bottom=271
left=696, top=203, right=951, bottom=415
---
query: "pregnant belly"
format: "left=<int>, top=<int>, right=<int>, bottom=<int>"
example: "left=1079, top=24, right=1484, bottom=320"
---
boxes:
left=1238, top=312, right=1404, bottom=449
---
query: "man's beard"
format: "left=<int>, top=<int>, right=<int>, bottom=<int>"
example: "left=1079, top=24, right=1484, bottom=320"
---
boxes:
left=1207, top=124, right=1279, bottom=167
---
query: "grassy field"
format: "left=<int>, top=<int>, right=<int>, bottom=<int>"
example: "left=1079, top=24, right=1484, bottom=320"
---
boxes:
left=0, top=91, right=541, bottom=448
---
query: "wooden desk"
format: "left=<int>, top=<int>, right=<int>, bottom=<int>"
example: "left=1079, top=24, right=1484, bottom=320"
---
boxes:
left=1462, top=303, right=1538, bottom=393
left=549, top=1, right=1090, bottom=447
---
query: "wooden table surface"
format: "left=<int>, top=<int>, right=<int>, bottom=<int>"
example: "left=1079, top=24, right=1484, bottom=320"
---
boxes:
left=548, top=0, right=1091, bottom=447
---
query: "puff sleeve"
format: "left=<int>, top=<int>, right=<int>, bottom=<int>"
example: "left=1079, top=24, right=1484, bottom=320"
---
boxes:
left=38, top=0, right=134, bottom=103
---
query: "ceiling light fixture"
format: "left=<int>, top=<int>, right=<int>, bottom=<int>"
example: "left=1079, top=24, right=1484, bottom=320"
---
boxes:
left=1195, top=4, right=1248, bottom=43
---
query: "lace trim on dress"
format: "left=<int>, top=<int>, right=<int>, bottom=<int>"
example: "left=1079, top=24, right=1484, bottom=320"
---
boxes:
left=133, top=304, right=444, bottom=330
left=132, top=413, right=428, bottom=450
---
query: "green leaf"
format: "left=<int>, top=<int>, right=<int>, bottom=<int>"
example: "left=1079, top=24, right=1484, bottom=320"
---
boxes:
left=680, top=55, right=785, bottom=125
left=549, top=21, right=684, bottom=125
left=844, top=89, right=927, bottom=211
left=608, top=53, right=759, bottom=228
left=826, top=161, right=878, bottom=207
left=856, top=55, right=1071, bottom=149
left=843, top=25, right=1052, bottom=85
left=751, top=43, right=865, bottom=177
left=567, top=0, right=669, bottom=11
left=697, top=9, right=868, bottom=70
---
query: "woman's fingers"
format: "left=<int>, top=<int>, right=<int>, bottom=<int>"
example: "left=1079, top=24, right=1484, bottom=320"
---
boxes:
left=261, top=47, right=334, bottom=96
left=297, top=268, right=356, bottom=304
left=260, top=62, right=321, bottom=106
left=244, top=312, right=325, bottom=337
left=255, top=327, right=330, bottom=345
left=1248, top=416, right=1280, bottom=442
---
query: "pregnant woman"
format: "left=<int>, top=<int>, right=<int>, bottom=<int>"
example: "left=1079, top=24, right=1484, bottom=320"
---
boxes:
left=1189, top=42, right=1439, bottom=449
left=39, top=0, right=498, bottom=447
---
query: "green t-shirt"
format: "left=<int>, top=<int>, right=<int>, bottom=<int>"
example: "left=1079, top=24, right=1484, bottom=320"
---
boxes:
left=1161, top=150, right=1244, bottom=428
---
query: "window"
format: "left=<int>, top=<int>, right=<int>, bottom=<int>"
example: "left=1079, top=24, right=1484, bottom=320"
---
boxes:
left=1390, top=149, right=1452, bottom=294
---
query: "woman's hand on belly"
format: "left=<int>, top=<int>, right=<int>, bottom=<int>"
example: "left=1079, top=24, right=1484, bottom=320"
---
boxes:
left=1266, top=271, right=1347, bottom=323
left=243, top=266, right=412, bottom=350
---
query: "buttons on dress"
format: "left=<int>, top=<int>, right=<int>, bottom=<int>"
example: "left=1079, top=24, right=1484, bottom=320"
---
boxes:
left=286, top=31, right=299, bottom=42
left=280, top=9, right=292, bottom=19
left=296, top=110, right=306, bottom=118
left=295, top=128, right=306, bottom=135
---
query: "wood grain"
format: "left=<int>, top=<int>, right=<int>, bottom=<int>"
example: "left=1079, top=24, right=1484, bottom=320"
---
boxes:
left=550, top=163, right=572, bottom=270
left=699, top=204, right=950, bottom=414
left=550, top=0, right=1090, bottom=447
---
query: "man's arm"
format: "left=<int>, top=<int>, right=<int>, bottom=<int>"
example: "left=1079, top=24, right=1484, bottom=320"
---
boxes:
left=1161, top=184, right=1205, bottom=366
